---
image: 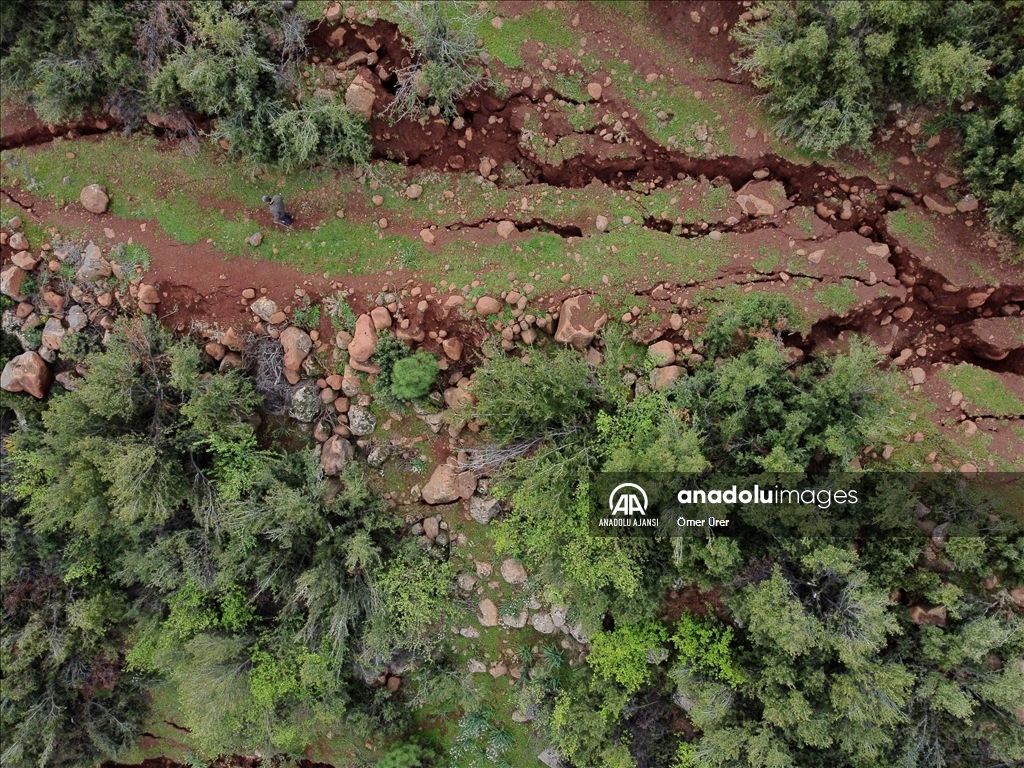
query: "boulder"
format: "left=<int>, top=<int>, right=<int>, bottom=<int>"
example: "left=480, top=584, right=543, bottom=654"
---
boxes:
left=444, top=385, right=475, bottom=409
left=651, top=365, right=682, bottom=390
left=345, top=75, right=377, bottom=120
left=288, top=383, right=322, bottom=422
left=80, top=184, right=110, bottom=214
left=423, top=516, right=440, bottom=539
left=280, top=326, right=312, bottom=385
left=41, top=318, right=65, bottom=350
left=348, top=314, right=378, bottom=362
left=908, top=605, right=948, bottom=627
left=249, top=297, right=278, bottom=322
left=442, top=337, right=463, bottom=360
left=648, top=340, right=675, bottom=367
left=470, top=495, right=501, bottom=524
left=341, top=364, right=362, bottom=396
left=41, top=288, right=66, bottom=313
left=137, top=284, right=160, bottom=305
left=205, top=341, right=227, bottom=361
left=0, top=265, right=27, bottom=301
left=76, top=242, right=112, bottom=282
left=456, top=470, right=477, bottom=499
left=1, top=351, right=52, bottom=398
left=320, top=435, right=354, bottom=475
left=587, top=82, right=603, bottom=100
left=221, top=326, right=244, bottom=351
left=1010, top=586, right=1024, bottom=610
left=500, top=609, right=528, bottom=629
left=496, top=220, right=517, bottom=239
left=347, top=404, right=377, bottom=435
left=956, top=194, right=979, bottom=213
left=370, top=306, right=392, bottom=329
left=475, top=296, right=502, bottom=315
left=478, top=598, right=499, bottom=627
left=500, top=558, right=528, bottom=584
left=422, top=463, right=461, bottom=504
left=8, top=232, right=29, bottom=251
left=595, top=214, right=609, bottom=231
left=66, top=305, right=88, bottom=332
left=530, top=613, right=556, bottom=634
left=405, top=183, right=423, bottom=199
left=554, top=294, right=607, bottom=350
left=923, top=194, right=956, bottom=215
left=324, top=1, right=342, bottom=21
left=735, top=180, right=789, bottom=218
left=11, top=251, right=38, bottom=270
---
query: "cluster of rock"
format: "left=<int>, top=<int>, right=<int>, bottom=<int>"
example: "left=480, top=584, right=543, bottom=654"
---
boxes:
left=459, top=556, right=589, bottom=654
left=1, top=221, right=157, bottom=399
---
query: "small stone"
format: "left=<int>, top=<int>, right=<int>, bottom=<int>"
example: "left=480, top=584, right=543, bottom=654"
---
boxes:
left=405, top=183, right=423, bottom=199
left=496, top=220, right=517, bottom=239
left=587, top=82, right=603, bottom=100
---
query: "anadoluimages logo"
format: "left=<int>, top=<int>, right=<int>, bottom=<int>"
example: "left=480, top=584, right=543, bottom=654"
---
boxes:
left=608, top=483, right=648, bottom=516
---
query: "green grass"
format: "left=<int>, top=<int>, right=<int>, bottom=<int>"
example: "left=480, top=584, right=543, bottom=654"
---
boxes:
left=110, top=242, right=152, bottom=270
left=1, top=138, right=432, bottom=277
left=478, top=4, right=576, bottom=68
left=753, top=245, right=782, bottom=274
left=813, top=282, right=859, bottom=315
left=604, top=56, right=732, bottom=154
left=887, top=209, right=937, bottom=250
left=939, top=364, right=1024, bottom=417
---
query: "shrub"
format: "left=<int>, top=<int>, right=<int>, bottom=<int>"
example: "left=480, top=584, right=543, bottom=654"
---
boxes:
left=1, top=1, right=369, bottom=170
left=390, top=351, right=439, bottom=401
left=732, top=1, right=993, bottom=153
left=471, top=348, right=596, bottom=443
left=389, top=0, right=485, bottom=121
left=587, top=621, right=668, bottom=694
left=700, top=293, right=801, bottom=359
left=271, top=95, right=372, bottom=170
left=734, top=0, right=1024, bottom=244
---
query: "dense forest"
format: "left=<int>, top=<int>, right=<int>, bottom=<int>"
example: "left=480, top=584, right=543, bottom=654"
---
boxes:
left=3, top=298, right=1022, bottom=767
left=1, top=2, right=1023, bottom=768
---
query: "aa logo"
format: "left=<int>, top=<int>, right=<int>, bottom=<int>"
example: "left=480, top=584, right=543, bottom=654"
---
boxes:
left=608, top=483, right=648, bottom=516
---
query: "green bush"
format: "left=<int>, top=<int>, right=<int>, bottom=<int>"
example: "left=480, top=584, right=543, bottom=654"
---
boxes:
left=389, top=0, right=485, bottom=121
left=471, top=347, right=596, bottom=443
left=700, top=293, right=802, bottom=359
left=1, top=0, right=370, bottom=169
left=390, top=351, right=439, bottom=401
left=732, top=1, right=992, bottom=152
left=734, top=0, right=1024, bottom=244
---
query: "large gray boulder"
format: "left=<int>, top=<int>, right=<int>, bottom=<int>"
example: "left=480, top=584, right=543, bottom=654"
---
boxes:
left=76, top=242, right=112, bottom=282
left=347, top=404, right=377, bottom=435
left=470, top=495, right=501, bottom=524
left=288, top=383, right=322, bottom=422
